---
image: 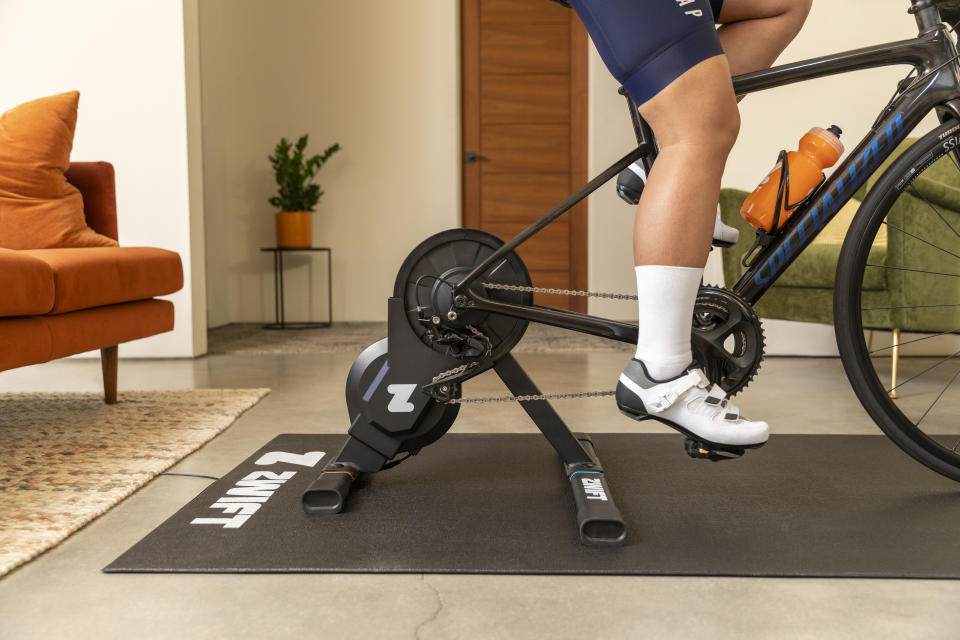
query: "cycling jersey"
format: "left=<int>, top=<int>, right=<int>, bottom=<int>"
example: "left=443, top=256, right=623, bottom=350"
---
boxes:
left=569, top=0, right=726, bottom=107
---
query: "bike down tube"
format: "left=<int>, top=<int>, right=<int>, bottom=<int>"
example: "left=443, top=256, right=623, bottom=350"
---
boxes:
left=735, top=78, right=956, bottom=302
left=729, top=25, right=960, bottom=300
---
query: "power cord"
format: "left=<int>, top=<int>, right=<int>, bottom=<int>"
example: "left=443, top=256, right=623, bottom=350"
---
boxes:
left=158, top=472, right=220, bottom=481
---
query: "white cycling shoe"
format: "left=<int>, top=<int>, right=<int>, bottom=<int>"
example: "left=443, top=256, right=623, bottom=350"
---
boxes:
left=616, top=359, right=769, bottom=450
left=617, top=161, right=739, bottom=248
left=711, top=206, right=739, bottom=248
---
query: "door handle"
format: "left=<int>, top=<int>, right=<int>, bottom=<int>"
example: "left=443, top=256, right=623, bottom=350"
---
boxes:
left=464, top=151, right=479, bottom=164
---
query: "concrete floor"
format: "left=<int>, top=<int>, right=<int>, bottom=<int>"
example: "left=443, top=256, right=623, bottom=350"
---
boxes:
left=1, top=350, right=958, bottom=639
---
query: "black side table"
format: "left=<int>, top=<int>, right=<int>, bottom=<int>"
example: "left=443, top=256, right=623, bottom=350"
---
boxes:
left=260, top=247, right=332, bottom=329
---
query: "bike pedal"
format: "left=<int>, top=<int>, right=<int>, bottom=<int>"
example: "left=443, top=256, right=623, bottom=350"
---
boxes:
left=683, top=437, right=745, bottom=462
left=711, top=238, right=737, bottom=249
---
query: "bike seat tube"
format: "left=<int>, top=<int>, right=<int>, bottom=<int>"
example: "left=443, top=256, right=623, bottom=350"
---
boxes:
left=620, top=86, right=658, bottom=176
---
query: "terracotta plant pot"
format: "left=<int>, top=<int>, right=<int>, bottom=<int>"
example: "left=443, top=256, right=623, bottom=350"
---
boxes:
left=275, top=211, right=312, bottom=248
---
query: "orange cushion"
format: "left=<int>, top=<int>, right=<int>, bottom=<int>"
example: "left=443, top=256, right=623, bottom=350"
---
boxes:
left=45, top=299, right=174, bottom=360
left=0, top=248, right=54, bottom=316
left=0, top=316, right=52, bottom=371
left=21, top=247, right=183, bottom=314
left=0, top=92, right=117, bottom=249
left=0, top=299, right=174, bottom=372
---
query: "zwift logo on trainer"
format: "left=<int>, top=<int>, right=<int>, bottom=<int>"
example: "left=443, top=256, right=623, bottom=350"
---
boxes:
left=581, top=477, right=608, bottom=501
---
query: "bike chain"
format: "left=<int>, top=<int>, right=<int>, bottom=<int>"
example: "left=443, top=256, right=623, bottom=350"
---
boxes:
left=482, top=282, right=639, bottom=301
left=432, top=283, right=638, bottom=404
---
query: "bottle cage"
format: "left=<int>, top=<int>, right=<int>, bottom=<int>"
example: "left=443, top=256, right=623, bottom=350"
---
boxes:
left=741, top=149, right=826, bottom=269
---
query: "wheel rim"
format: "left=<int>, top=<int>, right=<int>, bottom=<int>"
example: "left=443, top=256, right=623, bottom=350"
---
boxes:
left=841, top=121, right=960, bottom=474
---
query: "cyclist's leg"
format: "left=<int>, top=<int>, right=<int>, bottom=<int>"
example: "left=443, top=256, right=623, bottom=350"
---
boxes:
left=569, top=0, right=767, bottom=446
left=715, top=0, right=813, bottom=77
left=633, top=54, right=739, bottom=268
left=630, top=54, right=740, bottom=380
left=625, top=62, right=766, bottom=447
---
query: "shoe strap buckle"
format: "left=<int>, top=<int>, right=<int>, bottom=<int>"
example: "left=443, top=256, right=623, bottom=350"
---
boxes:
left=647, top=370, right=709, bottom=413
left=648, top=391, right=679, bottom=412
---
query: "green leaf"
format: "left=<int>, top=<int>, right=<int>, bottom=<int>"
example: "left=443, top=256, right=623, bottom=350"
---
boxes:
left=268, top=134, right=341, bottom=212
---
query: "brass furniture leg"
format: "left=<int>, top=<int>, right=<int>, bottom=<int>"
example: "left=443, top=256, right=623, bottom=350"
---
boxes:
left=889, top=328, right=901, bottom=399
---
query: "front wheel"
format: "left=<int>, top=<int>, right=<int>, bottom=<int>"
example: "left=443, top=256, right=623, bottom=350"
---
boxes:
left=835, top=118, right=960, bottom=482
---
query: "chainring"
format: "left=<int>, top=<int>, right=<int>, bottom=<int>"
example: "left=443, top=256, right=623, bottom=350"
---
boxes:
left=393, top=228, right=533, bottom=361
left=692, top=286, right=765, bottom=396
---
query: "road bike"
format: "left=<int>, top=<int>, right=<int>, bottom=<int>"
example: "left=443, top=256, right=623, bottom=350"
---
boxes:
left=303, top=0, right=960, bottom=545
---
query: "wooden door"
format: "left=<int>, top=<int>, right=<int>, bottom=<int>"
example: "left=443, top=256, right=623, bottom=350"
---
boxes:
left=461, top=0, right=589, bottom=312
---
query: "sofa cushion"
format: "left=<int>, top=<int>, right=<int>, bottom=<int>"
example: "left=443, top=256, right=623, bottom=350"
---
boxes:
left=21, top=247, right=183, bottom=314
left=0, top=299, right=174, bottom=372
left=0, top=316, right=53, bottom=372
left=754, top=285, right=892, bottom=327
left=0, top=91, right=117, bottom=249
left=0, top=248, right=55, bottom=316
left=775, top=243, right=888, bottom=291
left=45, top=299, right=174, bottom=360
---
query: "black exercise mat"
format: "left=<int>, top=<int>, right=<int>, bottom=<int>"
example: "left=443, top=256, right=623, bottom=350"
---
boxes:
left=106, top=433, right=960, bottom=578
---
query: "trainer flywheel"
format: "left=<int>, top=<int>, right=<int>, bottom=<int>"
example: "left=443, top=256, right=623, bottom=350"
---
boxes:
left=393, top=229, right=533, bottom=361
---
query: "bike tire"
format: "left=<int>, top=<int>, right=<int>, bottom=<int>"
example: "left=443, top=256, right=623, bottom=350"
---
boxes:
left=835, top=117, right=960, bottom=482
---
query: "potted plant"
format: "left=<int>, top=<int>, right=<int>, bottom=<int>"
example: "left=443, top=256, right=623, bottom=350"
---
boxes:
left=269, top=134, right=341, bottom=248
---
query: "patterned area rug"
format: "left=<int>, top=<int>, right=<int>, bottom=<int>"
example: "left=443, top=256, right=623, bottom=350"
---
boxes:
left=0, top=389, right=269, bottom=577
left=208, top=322, right=634, bottom=355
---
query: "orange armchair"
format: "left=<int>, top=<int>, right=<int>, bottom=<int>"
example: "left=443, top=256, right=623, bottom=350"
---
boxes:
left=0, top=162, right=184, bottom=402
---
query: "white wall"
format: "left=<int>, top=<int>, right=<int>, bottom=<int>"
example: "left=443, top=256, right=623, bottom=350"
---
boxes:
left=0, top=0, right=206, bottom=358
left=588, top=0, right=937, bottom=354
left=200, top=0, right=461, bottom=326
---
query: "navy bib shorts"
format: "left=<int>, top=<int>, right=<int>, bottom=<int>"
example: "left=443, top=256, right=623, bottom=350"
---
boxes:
left=568, top=0, right=726, bottom=107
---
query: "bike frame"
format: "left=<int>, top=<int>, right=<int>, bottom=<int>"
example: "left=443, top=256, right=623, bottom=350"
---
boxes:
left=451, top=0, right=960, bottom=347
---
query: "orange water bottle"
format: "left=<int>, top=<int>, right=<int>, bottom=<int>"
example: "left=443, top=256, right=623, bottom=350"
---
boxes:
left=741, top=125, right=845, bottom=232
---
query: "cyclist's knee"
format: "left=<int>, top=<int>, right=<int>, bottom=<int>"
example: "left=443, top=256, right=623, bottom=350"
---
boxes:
left=659, top=98, right=740, bottom=156
left=712, top=105, right=741, bottom=153
left=639, top=55, right=739, bottom=156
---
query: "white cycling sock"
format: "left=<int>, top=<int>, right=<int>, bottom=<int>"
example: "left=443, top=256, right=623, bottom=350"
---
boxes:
left=634, top=265, right=702, bottom=381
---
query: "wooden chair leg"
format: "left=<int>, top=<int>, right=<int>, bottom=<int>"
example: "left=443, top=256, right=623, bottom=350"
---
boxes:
left=889, top=328, right=901, bottom=400
left=101, top=346, right=118, bottom=404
